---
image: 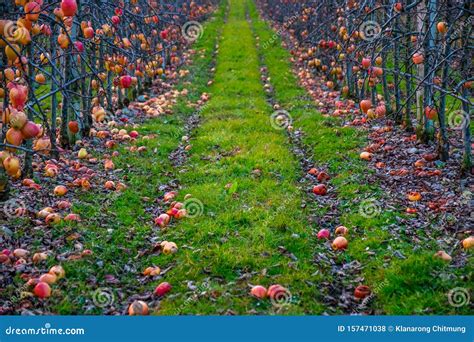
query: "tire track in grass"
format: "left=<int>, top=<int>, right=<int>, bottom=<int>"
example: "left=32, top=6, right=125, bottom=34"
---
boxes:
left=247, top=1, right=364, bottom=314
left=158, top=0, right=322, bottom=315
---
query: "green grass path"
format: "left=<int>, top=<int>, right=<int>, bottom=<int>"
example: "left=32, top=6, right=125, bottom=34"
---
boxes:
left=158, top=0, right=321, bottom=314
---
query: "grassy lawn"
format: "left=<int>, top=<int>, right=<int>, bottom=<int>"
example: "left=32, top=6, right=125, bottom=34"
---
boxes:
left=157, top=0, right=322, bottom=315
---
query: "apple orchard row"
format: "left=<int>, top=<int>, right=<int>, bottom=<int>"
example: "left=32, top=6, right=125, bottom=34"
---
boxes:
left=0, top=0, right=217, bottom=191
left=257, top=0, right=472, bottom=173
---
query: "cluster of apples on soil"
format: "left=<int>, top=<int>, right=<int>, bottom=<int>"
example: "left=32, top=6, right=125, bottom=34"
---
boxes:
left=1, top=245, right=67, bottom=299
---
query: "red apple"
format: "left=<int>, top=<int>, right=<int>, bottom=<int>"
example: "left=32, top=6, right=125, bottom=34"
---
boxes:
left=360, top=99, right=372, bottom=114
left=250, top=285, right=267, bottom=299
left=154, top=213, right=170, bottom=228
left=61, top=0, right=77, bottom=17
left=312, top=184, right=327, bottom=196
left=361, top=58, right=371, bottom=69
left=120, top=75, right=132, bottom=89
left=21, top=121, right=40, bottom=139
left=317, top=229, right=330, bottom=239
left=64, top=213, right=80, bottom=221
left=74, top=41, right=84, bottom=53
left=34, top=282, right=51, bottom=298
left=68, top=121, right=79, bottom=134
left=111, top=15, right=120, bottom=25
left=154, top=282, right=171, bottom=297
left=354, top=285, right=371, bottom=299
left=317, top=171, right=330, bottom=182
left=160, top=30, right=168, bottom=40
left=424, top=106, right=437, bottom=120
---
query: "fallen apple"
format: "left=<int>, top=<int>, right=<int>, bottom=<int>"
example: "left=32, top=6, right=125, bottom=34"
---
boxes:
left=462, top=236, right=474, bottom=250
left=163, top=191, right=177, bottom=202
left=49, top=265, right=66, bottom=279
left=116, top=182, right=127, bottom=191
left=0, top=254, right=10, bottom=264
left=143, top=266, right=161, bottom=276
left=407, top=191, right=421, bottom=201
left=335, top=225, right=349, bottom=236
left=104, top=181, right=115, bottom=190
left=37, top=207, right=54, bottom=218
left=267, top=284, right=287, bottom=300
left=154, top=213, right=170, bottom=228
left=64, top=213, right=80, bottom=221
left=312, top=184, right=327, bottom=196
left=250, top=285, right=267, bottom=299
left=317, top=229, right=330, bottom=239
left=39, top=273, right=57, bottom=285
left=56, top=200, right=72, bottom=210
left=54, top=185, right=68, bottom=196
left=45, top=213, right=61, bottom=225
left=78, top=148, right=88, bottom=159
left=154, top=282, right=171, bottom=297
left=34, top=282, right=51, bottom=298
left=33, top=252, right=48, bottom=263
left=162, top=242, right=178, bottom=255
left=354, top=285, right=371, bottom=299
left=317, top=171, right=331, bottom=182
left=360, top=152, right=372, bottom=161
left=13, top=248, right=29, bottom=258
left=128, top=300, right=149, bottom=315
left=332, top=236, right=348, bottom=250
left=15, top=258, right=26, bottom=267
left=433, top=250, right=452, bottom=262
